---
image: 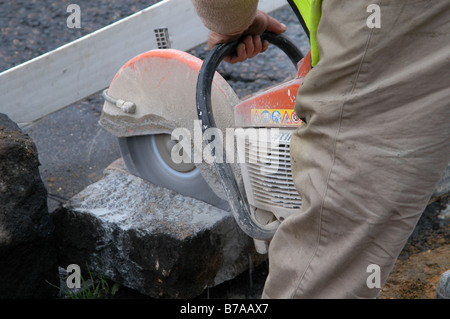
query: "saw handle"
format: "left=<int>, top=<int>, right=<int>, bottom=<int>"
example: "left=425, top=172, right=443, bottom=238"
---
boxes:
left=196, top=32, right=304, bottom=241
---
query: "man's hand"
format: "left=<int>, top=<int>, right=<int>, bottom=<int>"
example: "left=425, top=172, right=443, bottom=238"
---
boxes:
left=208, top=10, right=287, bottom=64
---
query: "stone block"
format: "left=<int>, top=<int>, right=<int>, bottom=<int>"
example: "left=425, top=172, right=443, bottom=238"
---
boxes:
left=52, top=159, right=265, bottom=298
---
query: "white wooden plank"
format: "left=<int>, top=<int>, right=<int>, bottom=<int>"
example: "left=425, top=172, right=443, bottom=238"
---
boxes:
left=0, top=0, right=287, bottom=125
left=259, top=0, right=288, bottom=13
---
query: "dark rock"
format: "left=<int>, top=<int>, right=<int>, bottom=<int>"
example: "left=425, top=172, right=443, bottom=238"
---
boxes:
left=0, top=113, right=58, bottom=298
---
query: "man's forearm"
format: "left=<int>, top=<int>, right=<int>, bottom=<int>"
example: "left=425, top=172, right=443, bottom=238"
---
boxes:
left=191, top=0, right=259, bottom=35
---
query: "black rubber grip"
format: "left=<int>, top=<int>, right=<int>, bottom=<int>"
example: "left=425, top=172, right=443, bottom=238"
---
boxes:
left=196, top=32, right=304, bottom=240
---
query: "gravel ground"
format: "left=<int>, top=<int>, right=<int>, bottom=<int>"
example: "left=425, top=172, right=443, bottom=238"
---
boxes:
left=1, top=1, right=448, bottom=299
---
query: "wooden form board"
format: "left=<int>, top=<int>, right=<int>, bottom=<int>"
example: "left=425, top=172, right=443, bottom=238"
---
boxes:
left=0, top=0, right=287, bottom=126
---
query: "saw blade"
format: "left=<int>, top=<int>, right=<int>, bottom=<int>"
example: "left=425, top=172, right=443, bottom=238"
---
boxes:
left=118, top=134, right=230, bottom=211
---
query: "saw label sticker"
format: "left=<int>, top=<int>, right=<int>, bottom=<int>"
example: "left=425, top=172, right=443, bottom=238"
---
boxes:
left=282, top=111, right=291, bottom=124
left=251, top=109, right=302, bottom=126
left=261, top=110, right=271, bottom=124
left=272, top=110, right=282, bottom=124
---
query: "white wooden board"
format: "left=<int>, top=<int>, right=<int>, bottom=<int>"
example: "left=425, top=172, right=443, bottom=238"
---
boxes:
left=0, top=0, right=287, bottom=126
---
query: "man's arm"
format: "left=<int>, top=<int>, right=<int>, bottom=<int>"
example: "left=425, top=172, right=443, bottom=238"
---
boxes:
left=191, top=0, right=287, bottom=63
left=191, top=0, right=259, bottom=36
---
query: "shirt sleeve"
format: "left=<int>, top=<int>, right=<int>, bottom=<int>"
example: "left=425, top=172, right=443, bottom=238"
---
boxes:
left=191, top=0, right=259, bottom=35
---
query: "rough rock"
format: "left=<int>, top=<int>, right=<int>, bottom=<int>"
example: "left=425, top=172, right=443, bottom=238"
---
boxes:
left=0, top=113, right=58, bottom=298
left=52, top=159, right=265, bottom=299
left=431, top=165, right=450, bottom=203
left=436, top=270, right=450, bottom=299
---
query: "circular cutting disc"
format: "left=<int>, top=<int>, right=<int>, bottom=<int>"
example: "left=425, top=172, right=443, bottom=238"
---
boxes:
left=118, top=134, right=229, bottom=210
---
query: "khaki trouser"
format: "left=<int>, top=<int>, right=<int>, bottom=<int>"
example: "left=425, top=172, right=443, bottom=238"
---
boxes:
left=263, top=0, right=450, bottom=298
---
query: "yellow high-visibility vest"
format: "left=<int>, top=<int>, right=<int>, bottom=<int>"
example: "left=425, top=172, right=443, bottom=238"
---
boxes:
left=287, top=0, right=322, bottom=67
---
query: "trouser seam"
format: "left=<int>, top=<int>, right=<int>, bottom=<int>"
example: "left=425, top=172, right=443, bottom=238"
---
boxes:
left=289, top=7, right=378, bottom=297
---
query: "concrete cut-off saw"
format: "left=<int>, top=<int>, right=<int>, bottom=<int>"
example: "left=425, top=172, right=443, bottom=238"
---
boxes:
left=100, top=32, right=311, bottom=254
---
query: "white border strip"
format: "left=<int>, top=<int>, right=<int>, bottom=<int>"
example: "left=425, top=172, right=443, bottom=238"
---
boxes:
left=0, top=0, right=286, bottom=125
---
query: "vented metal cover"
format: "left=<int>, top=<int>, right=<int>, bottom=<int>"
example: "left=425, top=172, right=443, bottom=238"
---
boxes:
left=237, top=128, right=302, bottom=222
